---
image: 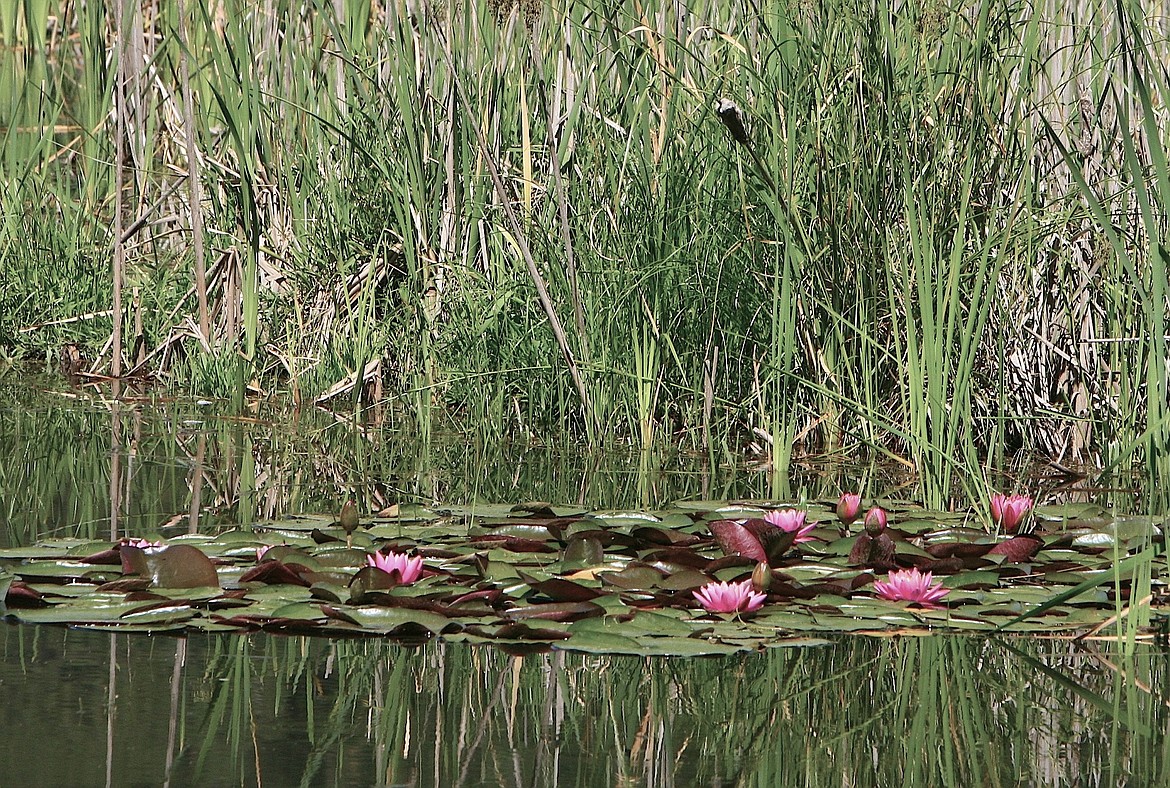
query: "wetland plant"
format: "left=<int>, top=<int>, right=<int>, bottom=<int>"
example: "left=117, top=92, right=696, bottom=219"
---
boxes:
left=873, top=568, right=949, bottom=609
left=367, top=550, right=424, bottom=584
left=693, top=579, right=767, bottom=615
left=764, top=508, right=818, bottom=544
left=990, top=494, right=1034, bottom=533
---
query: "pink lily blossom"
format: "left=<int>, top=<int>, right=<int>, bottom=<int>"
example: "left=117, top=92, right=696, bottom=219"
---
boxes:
left=368, top=550, right=424, bottom=583
left=836, top=493, right=862, bottom=525
left=873, top=567, right=948, bottom=608
left=990, top=494, right=1033, bottom=533
left=122, top=538, right=164, bottom=552
left=764, top=508, right=818, bottom=544
left=693, top=579, right=767, bottom=614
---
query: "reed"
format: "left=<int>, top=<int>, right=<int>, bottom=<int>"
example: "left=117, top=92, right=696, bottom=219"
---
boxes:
left=3, top=0, right=1170, bottom=504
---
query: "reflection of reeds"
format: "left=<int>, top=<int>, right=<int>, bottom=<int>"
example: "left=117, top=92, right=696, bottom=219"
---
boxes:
left=155, top=634, right=1170, bottom=786
left=0, top=393, right=804, bottom=545
left=2, top=623, right=1166, bottom=784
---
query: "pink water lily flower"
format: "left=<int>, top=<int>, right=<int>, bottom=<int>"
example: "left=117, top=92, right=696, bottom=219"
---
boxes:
left=693, top=579, right=767, bottom=614
left=764, top=508, right=818, bottom=544
left=990, top=493, right=1033, bottom=533
left=836, top=493, right=862, bottom=525
left=368, top=550, right=424, bottom=583
left=873, top=568, right=948, bottom=608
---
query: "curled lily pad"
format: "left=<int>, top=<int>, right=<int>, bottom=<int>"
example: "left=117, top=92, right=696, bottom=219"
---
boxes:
left=349, top=566, right=409, bottom=603
left=563, top=537, right=604, bottom=565
left=4, top=580, right=46, bottom=607
left=987, top=536, right=1044, bottom=563
left=709, top=520, right=767, bottom=562
left=239, top=561, right=311, bottom=587
left=517, top=574, right=603, bottom=602
left=121, top=545, right=220, bottom=589
left=599, top=565, right=664, bottom=590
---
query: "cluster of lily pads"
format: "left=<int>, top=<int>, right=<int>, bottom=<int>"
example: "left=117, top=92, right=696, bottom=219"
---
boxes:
left=0, top=494, right=1163, bottom=655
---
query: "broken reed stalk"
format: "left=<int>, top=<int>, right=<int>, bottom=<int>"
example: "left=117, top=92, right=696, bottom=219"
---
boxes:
left=176, top=0, right=210, bottom=343
left=425, top=0, right=592, bottom=418
left=527, top=35, right=590, bottom=374
left=110, top=0, right=129, bottom=379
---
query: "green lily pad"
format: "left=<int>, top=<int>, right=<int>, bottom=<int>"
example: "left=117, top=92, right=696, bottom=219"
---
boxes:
left=559, top=631, right=644, bottom=654
left=336, top=606, right=451, bottom=635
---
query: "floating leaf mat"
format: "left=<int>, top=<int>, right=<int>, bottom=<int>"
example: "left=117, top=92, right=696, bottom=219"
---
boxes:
left=1, top=500, right=1166, bottom=654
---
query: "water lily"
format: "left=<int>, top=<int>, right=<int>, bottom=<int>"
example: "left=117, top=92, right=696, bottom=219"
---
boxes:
left=764, top=508, right=818, bottom=543
left=693, top=579, right=767, bottom=614
left=122, top=538, right=164, bottom=552
left=368, top=550, right=424, bottom=583
left=873, top=567, right=948, bottom=608
left=836, top=493, right=862, bottom=525
left=990, top=493, right=1033, bottom=533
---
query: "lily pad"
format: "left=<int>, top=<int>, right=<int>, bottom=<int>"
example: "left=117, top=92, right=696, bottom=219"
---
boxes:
left=122, top=545, right=220, bottom=588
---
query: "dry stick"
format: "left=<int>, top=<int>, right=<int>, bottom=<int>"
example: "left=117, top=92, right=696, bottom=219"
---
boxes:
left=425, top=2, right=590, bottom=415
left=119, top=175, right=187, bottom=243
left=1077, top=593, right=1154, bottom=640
left=177, top=0, right=211, bottom=342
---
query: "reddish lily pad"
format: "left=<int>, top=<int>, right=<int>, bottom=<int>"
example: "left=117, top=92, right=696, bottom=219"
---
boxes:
left=239, top=561, right=312, bottom=587
left=504, top=601, right=606, bottom=623
left=987, top=535, right=1044, bottom=563
left=709, top=519, right=768, bottom=562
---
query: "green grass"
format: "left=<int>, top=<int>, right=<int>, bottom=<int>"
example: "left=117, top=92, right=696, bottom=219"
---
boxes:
left=2, top=0, right=1170, bottom=506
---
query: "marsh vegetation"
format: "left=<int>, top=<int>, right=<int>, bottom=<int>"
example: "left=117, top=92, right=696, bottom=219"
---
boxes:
left=2, top=1, right=1170, bottom=781
left=3, top=0, right=1170, bottom=506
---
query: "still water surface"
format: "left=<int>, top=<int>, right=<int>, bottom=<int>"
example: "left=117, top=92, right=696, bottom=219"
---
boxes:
left=0, top=381, right=1166, bottom=786
left=2, top=625, right=1166, bottom=787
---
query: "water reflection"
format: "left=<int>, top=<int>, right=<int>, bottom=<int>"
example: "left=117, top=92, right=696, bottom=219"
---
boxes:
left=2, top=381, right=1166, bottom=785
left=0, top=627, right=1165, bottom=787
left=0, top=380, right=1145, bottom=551
left=0, top=381, right=793, bottom=548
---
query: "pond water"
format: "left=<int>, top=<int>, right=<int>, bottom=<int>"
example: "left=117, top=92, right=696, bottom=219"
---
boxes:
left=1, top=379, right=1167, bottom=786
left=2, top=626, right=1167, bottom=786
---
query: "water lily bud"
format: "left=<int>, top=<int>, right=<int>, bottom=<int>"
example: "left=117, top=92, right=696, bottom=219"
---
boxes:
left=864, top=506, right=888, bottom=535
left=836, top=493, right=862, bottom=526
left=340, top=500, right=360, bottom=534
left=751, top=561, right=772, bottom=593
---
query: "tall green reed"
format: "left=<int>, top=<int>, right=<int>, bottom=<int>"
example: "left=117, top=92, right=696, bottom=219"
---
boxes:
left=3, top=0, right=1170, bottom=509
